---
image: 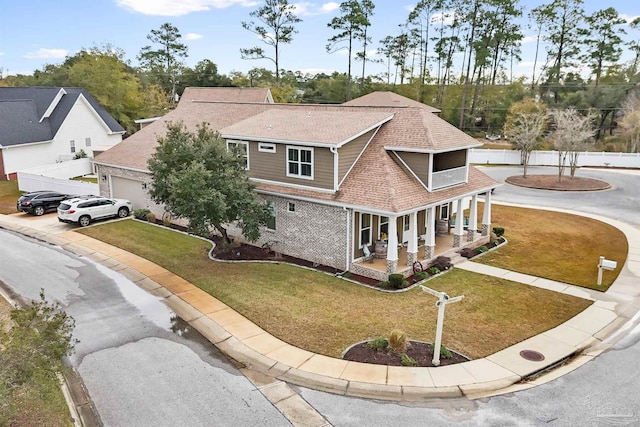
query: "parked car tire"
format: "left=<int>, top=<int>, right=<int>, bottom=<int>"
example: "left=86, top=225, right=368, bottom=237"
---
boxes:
left=78, top=215, right=91, bottom=227
left=33, top=206, right=45, bottom=216
left=117, top=207, right=130, bottom=218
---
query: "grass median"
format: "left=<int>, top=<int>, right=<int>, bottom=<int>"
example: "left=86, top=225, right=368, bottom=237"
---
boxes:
left=78, top=219, right=591, bottom=359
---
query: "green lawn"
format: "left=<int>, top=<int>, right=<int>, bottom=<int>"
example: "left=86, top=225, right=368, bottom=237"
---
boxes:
left=478, top=204, right=627, bottom=290
left=79, top=219, right=592, bottom=359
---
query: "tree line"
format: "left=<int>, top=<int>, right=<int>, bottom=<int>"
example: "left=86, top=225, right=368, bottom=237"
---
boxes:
left=1, top=0, right=639, bottom=150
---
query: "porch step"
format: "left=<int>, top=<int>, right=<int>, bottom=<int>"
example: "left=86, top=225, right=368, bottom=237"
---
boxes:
left=449, top=254, right=467, bottom=265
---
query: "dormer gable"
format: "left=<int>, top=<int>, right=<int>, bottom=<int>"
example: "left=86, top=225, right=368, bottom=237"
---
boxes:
left=39, top=88, right=67, bottom=123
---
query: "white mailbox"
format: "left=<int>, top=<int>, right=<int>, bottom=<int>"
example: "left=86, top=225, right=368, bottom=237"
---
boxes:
left=600, top=259, right=617, bottom=271
left=597, top=256, right=617, bottom=286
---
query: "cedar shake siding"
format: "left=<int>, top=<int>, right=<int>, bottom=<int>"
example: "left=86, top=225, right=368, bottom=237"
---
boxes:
left=396, top=151, right=430, bottom=187
left=338, top=130, right=376, bottom=184
left=434, top=150, right=466, bottom=171
left=244, top=140, right=334, bottom=190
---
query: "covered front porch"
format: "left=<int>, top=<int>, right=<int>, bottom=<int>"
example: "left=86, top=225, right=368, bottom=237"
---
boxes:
left=350, top=192, right=494, bottom=282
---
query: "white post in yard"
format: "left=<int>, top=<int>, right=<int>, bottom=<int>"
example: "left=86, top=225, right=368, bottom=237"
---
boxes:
left=420, top=285, right=464, bottom=366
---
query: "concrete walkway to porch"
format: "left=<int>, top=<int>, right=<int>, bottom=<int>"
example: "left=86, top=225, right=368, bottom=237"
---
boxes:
left=1, top=209, right=639, bottom=402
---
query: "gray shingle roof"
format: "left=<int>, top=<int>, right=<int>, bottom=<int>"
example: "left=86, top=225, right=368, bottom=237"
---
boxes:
left=0, top=87, right=125, bottom=147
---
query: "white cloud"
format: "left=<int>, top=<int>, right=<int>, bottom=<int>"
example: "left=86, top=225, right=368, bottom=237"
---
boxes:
left=621, top=14, right=640, bottom=24
left=24, top=48, right=68, bottom=59
left=431, top=11, right=455, bottom=26
left=293, top=2, right=339, bottom=16
left=116, top=0, right=258, bottom=17
left=185, top=33, right=203, bottom=40
left=0, top=52, right=5, bottom=56
left=521, top=36, right=538, bottom=44
left=298, top=67, right=335, bottom=75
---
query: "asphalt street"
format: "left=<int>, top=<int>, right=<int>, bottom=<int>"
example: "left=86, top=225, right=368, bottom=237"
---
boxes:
left=0, top=230, right=290, bottom=427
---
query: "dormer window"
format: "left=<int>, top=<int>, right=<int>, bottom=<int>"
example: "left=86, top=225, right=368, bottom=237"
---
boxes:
left=287, top=146, right=313, bottom=179
left=227, top=140, right=249, bottom=170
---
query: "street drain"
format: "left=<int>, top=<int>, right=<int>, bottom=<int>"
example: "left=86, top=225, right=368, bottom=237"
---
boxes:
left=520, top=350, right=545, bottom=362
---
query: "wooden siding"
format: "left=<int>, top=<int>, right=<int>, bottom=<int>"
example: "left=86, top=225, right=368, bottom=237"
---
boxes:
left=338, top=129, right=376, bottom=183
left=397, top=151, right=429, bottom=187
left=434, top=150, right=466, bottom=171
left=245, top=140, right=334, bottom=189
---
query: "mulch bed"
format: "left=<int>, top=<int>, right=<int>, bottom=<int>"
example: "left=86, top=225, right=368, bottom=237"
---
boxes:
left=343, top=341, right=469, bottom=367
left=210, top=235, right=382, bottom=286
left=505, top=174, right=611, bottom=191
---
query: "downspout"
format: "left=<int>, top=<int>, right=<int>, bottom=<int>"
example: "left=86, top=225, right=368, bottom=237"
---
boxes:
left=336, top=206, right=350, bottom=276
left=331, top=146, right=339, bottom=191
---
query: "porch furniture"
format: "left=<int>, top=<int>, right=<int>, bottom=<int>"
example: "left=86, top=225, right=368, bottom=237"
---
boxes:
left=362, top=245, right=375, bottom=263
left=374, top=240, right=388, bottom=259
left=449, top=217, right=469, bottom=229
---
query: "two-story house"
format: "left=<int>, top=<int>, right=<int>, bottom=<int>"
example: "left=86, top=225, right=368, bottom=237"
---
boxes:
left=94, top=88, right=499, bottom=281
left=0, top=87, right=125, bottom=180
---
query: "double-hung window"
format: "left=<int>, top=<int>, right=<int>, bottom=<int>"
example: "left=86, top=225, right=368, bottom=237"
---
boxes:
left=360, top=213, right=371, bottom=248
left=266, top=201, right=276, bottom=230
left=287, top=146, right=313, bottom=179
left=227, top=140, right=249, bottom=169
left=70, top=140, right=76, bottom=153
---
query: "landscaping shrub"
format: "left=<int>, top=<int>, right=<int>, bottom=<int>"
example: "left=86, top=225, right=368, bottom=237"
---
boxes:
left=477, top=245, right=489, bottom=253
left=388, top=273, right=408, bottom=289
left=162, top=215, right=172, bottom=227
left=440, top=345, right=453, bottom=359
left=377, top=281, right=389, bottom=288
left=388, top=329, right=408, bottom=353
left=133, top=209, right=151, bottom=220
left=146, top=212, right=157, bottom=223
left=432, top=256, right=452, bottom=271
left=492, top=227, right=505, bottom=237
left=428, top=266, right=440, bottom=276
left=460, top=247, right=477, bottom=259
left=414, top=271, right=428, bottom=280
left=366, top=337, right=388, bottom=350
left=400, top=353, right=417, bottom=367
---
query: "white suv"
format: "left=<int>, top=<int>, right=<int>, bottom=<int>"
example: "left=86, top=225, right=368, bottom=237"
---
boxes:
left=58, top=196, right=132, bottom=227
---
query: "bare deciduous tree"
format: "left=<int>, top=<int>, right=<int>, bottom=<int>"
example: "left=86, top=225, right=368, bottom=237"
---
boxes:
left=503, top=99, right=547, bottom=178
left=550, top=108, right=595, bottom=181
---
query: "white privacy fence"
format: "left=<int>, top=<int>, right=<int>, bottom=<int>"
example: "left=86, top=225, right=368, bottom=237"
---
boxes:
left=469, top=149, right=640, bottom=168
left=17, top=159, right=99, bottom=195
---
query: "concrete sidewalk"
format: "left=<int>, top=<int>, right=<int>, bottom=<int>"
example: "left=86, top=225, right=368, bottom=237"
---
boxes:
left=1, top=211, right=639, bottom=402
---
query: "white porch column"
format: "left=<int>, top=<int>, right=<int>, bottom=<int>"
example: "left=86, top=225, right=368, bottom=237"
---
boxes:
left=406, top=212, right=418, bottom=266
left=387, top=216, right=398, bottom=274
left=482, top=191, right=492, bottom=236
left=467, top=195, right=478, bottom=242
left=424, top=206, right=435, bottom=260
left=453, top=199, right=464, bottom=247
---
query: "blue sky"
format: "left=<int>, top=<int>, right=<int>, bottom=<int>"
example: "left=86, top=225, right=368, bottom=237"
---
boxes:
left=1, top=0, right=639, bottom=82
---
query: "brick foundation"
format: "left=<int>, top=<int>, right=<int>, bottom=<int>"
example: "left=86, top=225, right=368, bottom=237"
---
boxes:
left=423, top=245, right=434, bottom=260
left=406, top=252, right=417, bottom=266
left=482, top=224, right=490, bottom=236
left=386, top=259, right=398, bottom=274
left=467, top=229, right=476, bottom=242
left=453, top=234, right=462, bottom=247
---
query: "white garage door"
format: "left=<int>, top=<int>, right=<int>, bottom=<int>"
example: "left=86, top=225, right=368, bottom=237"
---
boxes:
left=111, top=177, right=147, bottom=211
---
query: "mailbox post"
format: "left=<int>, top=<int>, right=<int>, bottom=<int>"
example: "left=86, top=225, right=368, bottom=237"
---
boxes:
left=420, top=285, right=464, bottom=366
left=597, top=256, right=617, bottom=286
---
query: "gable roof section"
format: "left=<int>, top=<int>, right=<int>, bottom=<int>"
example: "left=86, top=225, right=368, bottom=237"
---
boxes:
left=96, top=96, right=499, bottom=212
left=0, top=87, right=124, bottom=147
left=220, top=110, right=393, bottom=147
left=343, top=91, right=441, bottom=114
left=180, top=87, right=274, bottom=104
left=0, top=100, right=54, bottom=147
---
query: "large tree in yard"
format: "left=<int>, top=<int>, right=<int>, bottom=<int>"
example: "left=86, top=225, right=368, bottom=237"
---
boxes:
left=549, top=108, right=595, bottom=181
left=148, top=122, right=270, bottom=241
left=503, top=99, right=548, bottom=178
left=241, top=0, right=301, bottom=86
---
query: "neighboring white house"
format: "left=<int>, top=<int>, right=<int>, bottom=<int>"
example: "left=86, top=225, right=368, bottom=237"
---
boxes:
left=0, top=87, right=125, bottom=180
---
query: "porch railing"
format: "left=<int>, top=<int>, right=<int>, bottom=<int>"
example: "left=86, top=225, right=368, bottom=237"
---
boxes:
left=432, top=166, right=467, bottom=190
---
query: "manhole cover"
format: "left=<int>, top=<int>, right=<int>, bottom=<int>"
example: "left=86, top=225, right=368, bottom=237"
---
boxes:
left=520, top=350, right=545, bottom=361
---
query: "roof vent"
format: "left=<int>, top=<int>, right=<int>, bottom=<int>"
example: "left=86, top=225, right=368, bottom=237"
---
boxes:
left=268, top=124, right=272, bottom=130
left=306, top=112, right=311, bottom=118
